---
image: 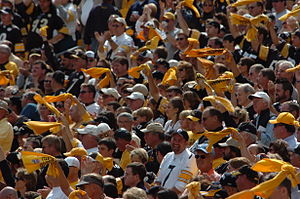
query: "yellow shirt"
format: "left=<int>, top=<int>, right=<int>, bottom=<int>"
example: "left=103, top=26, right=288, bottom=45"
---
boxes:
left=187, top=131, right=204, bottom=147
left=69, top=179, right=79, bottom=190
left=0, top=118, right=13, bottom=154
left=213, top=157, right=227, bottom=169
left=4, top=61, right=19, bottom=78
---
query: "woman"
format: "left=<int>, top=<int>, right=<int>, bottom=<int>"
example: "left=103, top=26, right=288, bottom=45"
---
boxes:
left=163, top=97, right=184, bottom=134
left=182, top=91, right=200, bottom=110
left=236, top=83, right=256, bottom=120
left=176, top=61, right=195, bottom=86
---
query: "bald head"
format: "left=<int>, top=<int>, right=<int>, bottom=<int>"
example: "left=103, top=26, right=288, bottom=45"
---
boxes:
left=0, top=187, right=18, bottom=199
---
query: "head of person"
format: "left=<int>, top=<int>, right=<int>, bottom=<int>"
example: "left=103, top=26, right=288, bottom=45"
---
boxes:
left=155, top=58, right=169, bottom=74
left=292, top=29, right=300, bottom=47
left=76, top=173, right=104, bottom=199
left=41, top=135, right=61, bottom=156
left=38, top=104, right=52, bottom=121
left=0, top=187, right=18, bottom=199
left=249, top=91, right=270, bottom=114
left=77, top=125, right=102, bottom=149
left=142, top=123, right=165, bottom=148
left=206, top=20, right=220, bottom=38
left=247, top=1, right=264, bottom=16
left=236, top=83, right=255, bottom=107
left=85, top=51, right=97, bottom=68
left=269, top=112, right=297, bottom=140
left=238, top=57, right=255, bottom=76
left=179, top=110, right=193, bottom=131
left=177, top=61, right=195, bottom=84
left=207, top=37, right=223, bottom=48
left=126, top=92, right=145, bottom=111
left=280, top=100, right=300, bottom=119
left=269, top=139, right=290, bottom=162
left=51, top=70, right=65, bottom=89
left=44, top=72, right=53, bottom=93
left=15, top=168, right=37, bottom=192
left=111, top=17, right=127, bottom=36
left=153, top=47, right=168, bottom=63
left=130, top=148, right=149, bottom=164
left=186, top=109, right=204, bottom=133
left=248, top=64, right=264, bottom=84
left=202, top=106, right=223, bottom=131
left=165, top=96, right=184, bottom=122
left=38, top=0, right=52, bottom=13
left=100, top=88, right=121, bottom=107
left=156, top=141, right=172, bottom=163
left=162, top=12, right=176, bottom=31
left=0, top=44, right=11, bottom=64
left=220, top=172, right=238, bottom=196
left=227, top=157, right=251, bottom=172
left=290, top=144, right=300, bottom=167
left=275, top=79, right=293, bottom=103
left=21, top=91, right=37, bottom=106
left=124, top=162, right=147, bottom=187
left=117, top=112, right=134, bottom=131
left=170, top=129, right=189, bottom=154
left=272, top=0, right=286, bottom=14
left=0, top=7, right=13, bottom=25
left=219, top=137, right=241, bottom=160
left=31, top=60, right=49, bottom=79
left=123, top=187, right=147, bottom=199
left=114, top=128, right=132, bottom=152
left=175, top=31, right=189, bottom=50
left=194, top=144, right=214, bottom=173
left=258, top=68, right=276, bottom=89
left=265, top=173, right=291, bottom=199
left=275, top=61, right=294, bottom=82
left=222, top=34, right=235, bottom=51
left=79, top=84, right=96, bottom=104
left=234, top=165, right=259, bottom=191
left=237, top=122, right=257, bottom=146
left=64, top=156, right=80, bottom=179
left=111, top=56, right=129, bottom=78
left=165, top=86, right=182, bottom=100
left=98, top=137, right=116, bottom=158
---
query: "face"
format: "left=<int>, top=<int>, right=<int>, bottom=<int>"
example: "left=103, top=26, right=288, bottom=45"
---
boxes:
left=98, top=144, right=113, bottom=157
left=247, top=2, right=262, bottom=17
left=276, top=64, right=293, bottom=81
left=275, top=84, right=288, bottom=102
left=111, top=21, right=125, bottom=36
left=79, top=87, right=94, bottom=104
left=248, top=68, right=259, bottom=84
left=165, top=102, right=178, bottom=119
left=144, top=132, right=159, bottom=148
left=44, top=76, right=52, bottom=90
left=206, top=25, right=219, bottom=37
left=290, top=152, right=300, bottom=167
left=39, top=0, right=51, bottom=12
left=38, top=104, right=51, bottom=121
left=42, top=141, right=54, bottom=155
left=127, top=99, right=144, bottom=111
left=170, top=134, right=187, bottom=154
left=202, top=0, right=214, bottom=13
left=195, top=150, right=211, bottom=172
left=117, top=116, right=133, bottom=131
left=87, top=57, right=97, bottom=68
left=115, top=138, right=128, bottom=152
left=292, top=35, right=300, bottom=47
left=180, top=118, right=192, bottom=130
left=273, top=124, right=286, bottom=139
left=223, top=40, right=233, bottom=50
left=0, top=13, right=11, bottom=24
left=236, top=87, right=249, bottom=106
left=124, top=167, right=138, bottom=187
left=112, top=61, right=128, bottom=77
left=252, top=98, right=267, bottom=114
left=202, top=110, right=217, bottom=131
left=80, top=183, right=103, bottom=198
left=272, top=0, right=285, bottom=13
left=31, top=64, right=45, bottom=78
left=175, top=34, right=188, bottom=50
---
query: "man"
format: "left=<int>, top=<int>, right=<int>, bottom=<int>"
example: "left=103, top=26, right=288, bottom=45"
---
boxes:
left=257, top=68, right=276, bottom=93
left=248, top=64, right=264, bottom=85
left=51, top=70, right=65, bottom=96
left=234, top=165, right=259, bottom=191
left=202, top=107, right=224, bottom=132
left=187, top=109, right=206, bottom=150
left=155, top=129, right=198, bottom=194
left=0, top=44, right=18, bottom=77
left=31, top=60, right=50, bottom=93
left=126, top=84, right=148, bottom=98
left=76, top=173, right=108, bottom=199
left=0, top=100, right=13, bottom=154
left=237, top=122, right=257, bottom=146
left=111, top=56, right=131, bottom=79
left=0, top=7, right=24, bottom=55
left=272, top=0, right=289, bottom=30
left=249, top=91, right=275, bottom=147
left=195, top=144, right=220, bottom=181
left=113, top=128, right=132, bottom=169
left=269, top=112, right=299, bottom=149
left=79, top=84, right=100, bottom=116
left=124, top=162, right=147, bottom=190
left=20, top=92, right=40, bottom=121
left=247, top=1, right=264, bottom=17
left=173, top=30, right=189, bottom=61
left=126, top=92, right=145, bottom=111
left=273, top=79, right=293, bottom=112
left=142, top=123, right=165, bottom=174
left=77, top=125, right=103, bottom=154
left=280, top=101, right=300, bottom=119
left=0, top=186, right=18, bottom=199
left=100, top=88, right=121, bottom=108
left=220, top=173, right=238, bottom=196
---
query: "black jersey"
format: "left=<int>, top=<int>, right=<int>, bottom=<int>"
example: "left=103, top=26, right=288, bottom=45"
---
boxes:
left=0, top=23, right=24, bottom=53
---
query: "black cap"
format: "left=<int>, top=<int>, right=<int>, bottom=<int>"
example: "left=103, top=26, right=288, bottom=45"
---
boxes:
left=76, top=174, right=104, bottom=188
left=237, top=122, right=257, bottom=135
left=152, top=70, right=164, bottom=80
left=14, top=125, right=33, bottom=136
left=220, top=173, right=237, bottom=187
left=171, top=129, right=189, bottom=141
left=234, top=165, right=259, bottom=183
left=187, top=109, right=202, bottom=122
left=114, top=128, right=132, bottom=141
left=214, top=190, right=229, bottom=199
left=0, top=7, right=13, bottom=15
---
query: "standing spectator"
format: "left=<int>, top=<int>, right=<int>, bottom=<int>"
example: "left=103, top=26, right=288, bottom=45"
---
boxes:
left=0, top=100, right=13, bottom=154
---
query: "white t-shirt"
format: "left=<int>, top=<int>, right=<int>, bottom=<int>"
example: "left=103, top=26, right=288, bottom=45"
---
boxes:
left=46, top=187, right=68, bottom=199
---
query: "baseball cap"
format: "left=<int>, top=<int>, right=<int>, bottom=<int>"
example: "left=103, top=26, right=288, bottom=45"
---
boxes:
left=15, top=126, right=33, bottom=136
left=171, top=129, right=189, bottom=141
left=233, top=165, right=259, bottom=183
left=0, top=99, right=9, bottom=112
left=76, top=174, right=104, bottom=188
left=163, top=12, right=175, bottom=20
left=219, top=173, right=237, bottom=187
left=269, top=112, right=299, bottom=126
left=187, top=110, right=202, bottom=122
left=218, top=137, right=240, bottom=148
left=101, top=88, right=120, bottom=100
left=77, top=125, right=102, bottom=137
left=141, top=123, right=164, bottom=133
left=64, top=147, right=88, bottom=157
left=126, top=92, right=145, bottom=101
left=237, top=122, right=257, bottom=135
left=114, top=128, right=132, bottom=141
left=195, top=143, right=214, bottom=154
left=248, top=91, right=270, bottom=103
left=126, top=84, right=148, bottom=96
left=114, top=17, right=127, bottom=26
left=97, top=123, right=111, bottom=133
left=85, top=51, right=95, bottom=58
left=0, top=44, right=11, bottom=54
left=0, top=7, right=13, bottom=15
left=65, top=157, right=80, bottom=168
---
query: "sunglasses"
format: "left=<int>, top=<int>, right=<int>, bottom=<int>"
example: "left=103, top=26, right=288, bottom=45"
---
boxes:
left=195, top=154, right=207, bottom=159
left=176, top=37, right=186, bottom=41
left=203, top=3, right=213, bottom=7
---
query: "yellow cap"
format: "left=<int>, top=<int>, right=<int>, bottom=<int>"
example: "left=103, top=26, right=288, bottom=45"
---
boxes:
left=163, top=12, right=175, bottom=20
left=64, top=147, right=88, bottom=157
left=269, top=112, right=300, bottom=126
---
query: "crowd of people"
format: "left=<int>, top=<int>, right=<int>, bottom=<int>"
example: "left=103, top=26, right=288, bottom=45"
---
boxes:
left=1, top=0, right=300, bottom=198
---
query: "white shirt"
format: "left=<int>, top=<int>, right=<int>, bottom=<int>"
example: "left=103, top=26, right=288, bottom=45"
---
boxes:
left=104, top=33, right=134, bottom=58
left=46, top=187, right=68, bottom=199
left=156, top=148, right=198, bottom=192
left=86, top=102, right=100, bottom=117
left=284, top=134, right=298, bottom=149
left=164, top=120, right=181, bottom=134
left=87, top=147, right=99, bottom=154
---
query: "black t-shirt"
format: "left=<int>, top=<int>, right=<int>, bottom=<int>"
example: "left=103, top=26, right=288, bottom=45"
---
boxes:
left=0, top=24, right=24, bottom=53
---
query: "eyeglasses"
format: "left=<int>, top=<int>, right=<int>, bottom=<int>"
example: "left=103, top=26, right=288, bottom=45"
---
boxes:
left=195, top=154, right=207, bottom=159
left=176, top=37, right=186, bottom=41
left=44, top=80, right=51, bottom=83
left=203, top=3, right=213, bottom=7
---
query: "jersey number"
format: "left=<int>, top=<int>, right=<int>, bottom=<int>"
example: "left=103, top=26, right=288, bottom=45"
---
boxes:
left=31, top=18, right=48, bottom=34
left=0, top=33, right=7, bottom=41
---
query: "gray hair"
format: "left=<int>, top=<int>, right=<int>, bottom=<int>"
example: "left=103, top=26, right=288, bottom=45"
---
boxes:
left=117, top=112, right=133, bottom=121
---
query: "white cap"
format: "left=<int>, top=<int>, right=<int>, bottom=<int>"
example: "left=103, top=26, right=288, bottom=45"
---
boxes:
left=126, top=92, right=145, bottom=101
left=114, top=17, right=127, bottom=26
left=85, top=51, right=95, bottom=58
left=168, top=59, right=179, bottom=67
left=77, top=125, right=102, bottom=137
left=101, top=88, right=121, bottom=100
left=248, top=91, right=270, bottom=103
left=65, top=157, right=80, bottom=168
left=126, top=84, right=148, bottom=96
left=98, top=123, right=111, bottom=133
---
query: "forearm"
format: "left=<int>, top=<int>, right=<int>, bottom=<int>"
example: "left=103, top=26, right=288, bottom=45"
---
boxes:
left=48, top=33, right=65, bottom=44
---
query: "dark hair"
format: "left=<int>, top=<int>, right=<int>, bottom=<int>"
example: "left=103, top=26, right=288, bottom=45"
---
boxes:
left=275, top=78, right=293, bottom=97
left=112, top=56, right=129, bottom=69
left=147, top=186, right=165, bottom=198
left=204, top=106, right=223, bottom=122
left=98, top=137, right=116, bottom=151
left=26, top=136, right=41, bottom=148
left=282, top=101, right=300, bottom=116
left=154, top=46, right=168, bottom=59
left=81, top=83, right=96, bottom=97
left=126, top=162, right=147, bottom=182
left=98, top=111, right=118, bottom=130
left=250, top=64, right=264, bottom=73
left=264, top=173, right=291, bottom=197
left=169, top=97, right=184, bottom=120
left=157, top=141, right=172, bottom=156
left=183, top=91, right=200, bottom=110
left=269, top=139, right=290, bottom=162
left=157, top=189, right=178, bottom=199
left=223, top=34, right=234, bottom=42
left=52, top=70, right=65, bottom=85
left=209, top=37, right=223, bottom=48
left=41, top=135, right=61, bottom=152
left=107, top=101, right=121, bottom=112
left=239, top=57, right=256, bottom=71
left=104, top=183, right=118, bottom=198
left=166, top=86, right=183, bottom=95
left=33, top=60, right=53, bottom=73
left=260, top=68, right=276, bottom=82
left=155, top=58, right=170, bottom=69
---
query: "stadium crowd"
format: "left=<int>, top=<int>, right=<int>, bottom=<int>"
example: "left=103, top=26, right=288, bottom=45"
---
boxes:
left=1, top=0, right=300, bottom=198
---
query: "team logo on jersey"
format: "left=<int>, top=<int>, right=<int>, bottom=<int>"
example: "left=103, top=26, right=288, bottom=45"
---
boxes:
left=48, top=14, right=52, bottom=18
left=7, top=27, right=12, bottom=32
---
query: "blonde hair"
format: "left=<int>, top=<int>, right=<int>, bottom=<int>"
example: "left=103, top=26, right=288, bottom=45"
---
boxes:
left=130, top=148, right=149, bottom=164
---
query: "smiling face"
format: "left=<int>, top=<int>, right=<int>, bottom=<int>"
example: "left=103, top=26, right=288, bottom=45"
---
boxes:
left=170, top=133, right=187, bottom=154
